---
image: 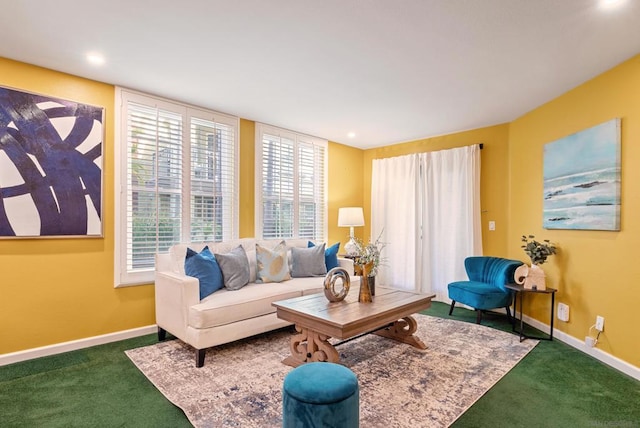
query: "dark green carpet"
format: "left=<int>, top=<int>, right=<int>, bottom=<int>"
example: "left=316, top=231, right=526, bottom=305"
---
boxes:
left=1, top=303, right=638, bottom=427
left=0, top=335, right=191, bottom=428
left=430, top=303, right=640, bottom=428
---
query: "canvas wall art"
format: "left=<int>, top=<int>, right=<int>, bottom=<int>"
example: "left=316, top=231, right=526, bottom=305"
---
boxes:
left=0, top=86, right=104, bottom=238
left=543, top=118, right=621, bottom=231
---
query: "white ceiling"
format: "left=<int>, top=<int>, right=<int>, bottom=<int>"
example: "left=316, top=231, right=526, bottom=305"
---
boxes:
left=2, top=0, right=639, bottom=148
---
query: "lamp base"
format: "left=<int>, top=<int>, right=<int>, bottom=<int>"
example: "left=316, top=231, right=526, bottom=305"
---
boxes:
left=343, top=238, right=358, bottom=256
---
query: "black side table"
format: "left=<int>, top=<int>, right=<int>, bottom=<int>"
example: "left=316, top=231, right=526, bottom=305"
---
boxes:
left=505, top=283, right=557, bottom=342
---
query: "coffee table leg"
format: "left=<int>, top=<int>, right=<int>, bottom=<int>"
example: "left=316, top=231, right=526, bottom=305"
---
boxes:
left=374, top=316, right=427, bottom=350
left=282, top=325, right=340, bottom=367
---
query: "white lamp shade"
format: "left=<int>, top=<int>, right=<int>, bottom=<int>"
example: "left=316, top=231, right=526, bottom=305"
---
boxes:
left=338, top=207, right=365, bottom=227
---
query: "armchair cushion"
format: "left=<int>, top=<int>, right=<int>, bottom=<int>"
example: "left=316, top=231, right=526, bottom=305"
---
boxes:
left=448, top=280, right=513, bottom=310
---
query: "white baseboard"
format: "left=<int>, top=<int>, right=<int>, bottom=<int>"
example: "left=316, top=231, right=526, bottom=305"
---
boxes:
left=0, top=325, right=157, bottom=367
left=3, top=316, right=639, bottom=383
left=518, top=312, right=640, bottom=382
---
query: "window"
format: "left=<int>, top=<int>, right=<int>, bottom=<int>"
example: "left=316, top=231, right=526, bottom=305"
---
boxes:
left=116, top=89, right=238, bottom=286
left=255, top=124, right=327, bottom=240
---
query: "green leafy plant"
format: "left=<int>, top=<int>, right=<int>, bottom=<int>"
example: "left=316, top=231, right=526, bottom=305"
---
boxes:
left=521, top=235, right=557, bottom=265
left=352, top=231, right=387, bottom=277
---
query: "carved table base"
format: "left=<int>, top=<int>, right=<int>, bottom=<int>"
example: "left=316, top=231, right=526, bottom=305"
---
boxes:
left=282, top=326, right=340, bottom=367
left=374, top=316, right=427, bottom=349
left=282, top=315, right=426, bottom=367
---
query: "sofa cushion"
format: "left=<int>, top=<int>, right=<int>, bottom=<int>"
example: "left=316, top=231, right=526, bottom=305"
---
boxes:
left=256, top=240, right=291, bottom=283
left=291, top=244, right=327, bottom=277
left=189, top=282, right=303, bottom=328
left=292, top=276, right=326, bottom=296
left=184, top=246, right=224, bottom=300
left=308, top=241, right=340, bottom=271
left=216, top=245, right=250, bottom=291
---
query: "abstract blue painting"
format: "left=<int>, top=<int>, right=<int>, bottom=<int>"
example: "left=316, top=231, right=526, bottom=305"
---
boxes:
left=0, top=86, right=104, bottom=238
left=543, top=118, right=621, bottom=231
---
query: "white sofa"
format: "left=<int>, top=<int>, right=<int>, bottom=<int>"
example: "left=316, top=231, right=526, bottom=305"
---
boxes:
left=154, top=238, right=359, bottom=367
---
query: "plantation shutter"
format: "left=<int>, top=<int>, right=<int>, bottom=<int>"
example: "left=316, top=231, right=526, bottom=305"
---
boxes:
left=189, top=114, right=237, bottom=243
left=126, top=102, right=183, bottom=272
left=298, top=139, right=325, bottom=239
left=117, top=89, right=239, bottom=286
left=261, top=132, right=295, bottom=238
left=256, top=124, right=327, bottom=240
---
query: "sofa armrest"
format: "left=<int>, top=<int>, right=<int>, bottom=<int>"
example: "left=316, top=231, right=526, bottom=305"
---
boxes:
left=337, top=257, right=355, bottom=272
left=154, top=271, right=200, bottom=340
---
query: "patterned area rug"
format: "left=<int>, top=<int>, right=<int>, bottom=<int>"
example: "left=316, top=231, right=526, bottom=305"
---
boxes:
left=126, top=315, right=537, bottom=427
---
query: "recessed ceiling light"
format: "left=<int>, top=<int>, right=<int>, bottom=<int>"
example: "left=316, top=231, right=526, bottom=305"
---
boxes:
left=347, top=132, right=356, bottom=138
left=86, top=53, right=105, bottom=66
left=599, top=0, right=626, bottom=10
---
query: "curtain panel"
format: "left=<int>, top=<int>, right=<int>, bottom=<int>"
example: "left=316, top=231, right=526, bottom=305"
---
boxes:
left=371, top=154, right=420, bottom=291
left=371, top=144, right=482, bottom=301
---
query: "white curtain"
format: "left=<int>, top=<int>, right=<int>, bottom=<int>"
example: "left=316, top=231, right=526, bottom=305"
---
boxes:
left=371, top=145, right=482, bottom=300
left=371, top=154, right=419, bottom=291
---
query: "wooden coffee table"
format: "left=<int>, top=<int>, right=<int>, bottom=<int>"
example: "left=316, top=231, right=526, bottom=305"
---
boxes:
left=272, top=287, right=435, bottom=367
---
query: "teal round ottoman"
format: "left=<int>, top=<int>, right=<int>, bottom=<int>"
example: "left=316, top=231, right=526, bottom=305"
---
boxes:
left=282, top=362, right=359, bottom=428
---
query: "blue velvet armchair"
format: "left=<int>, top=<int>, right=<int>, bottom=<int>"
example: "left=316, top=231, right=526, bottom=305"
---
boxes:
left=448, top=256, right=523, bottom=324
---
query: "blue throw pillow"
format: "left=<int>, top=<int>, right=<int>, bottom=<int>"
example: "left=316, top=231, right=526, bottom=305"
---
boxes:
left=184, top=246, right=223, bottom=300
left=308, top=241, right=340, bottom=270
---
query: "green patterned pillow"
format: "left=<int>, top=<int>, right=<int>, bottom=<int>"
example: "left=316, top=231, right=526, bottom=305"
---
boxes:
left=256, top=240, right=291, bottom=283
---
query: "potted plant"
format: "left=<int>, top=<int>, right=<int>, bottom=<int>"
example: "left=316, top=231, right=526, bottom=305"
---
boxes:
left=517, top=235, right=557, bottom=290
left=352, top=232, right=387, bottom=296
left=521, top=235, right=557, bottom=265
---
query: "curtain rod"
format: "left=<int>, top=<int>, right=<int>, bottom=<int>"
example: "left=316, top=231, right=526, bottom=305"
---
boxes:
left=479, top=143, right=484, bottom=149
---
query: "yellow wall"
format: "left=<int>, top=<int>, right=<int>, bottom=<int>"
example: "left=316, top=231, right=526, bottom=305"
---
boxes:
left=362, top=124, right=511, bottom=256
left=239, top=119, right=255, bottom=237
left=328, top=142, right=365, bottom=246
left=0, top=58, right=156, bottom=354
left=508, top=54, right=640, bottom=366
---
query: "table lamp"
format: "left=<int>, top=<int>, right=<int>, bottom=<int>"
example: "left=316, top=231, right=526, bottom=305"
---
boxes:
left=338, top=207, right=365, bottom=255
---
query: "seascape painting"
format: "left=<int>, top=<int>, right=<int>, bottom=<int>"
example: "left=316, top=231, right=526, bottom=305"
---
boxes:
left=0, top=86, right=104, bottom=238
left=543, top=118, right=621, bottom=231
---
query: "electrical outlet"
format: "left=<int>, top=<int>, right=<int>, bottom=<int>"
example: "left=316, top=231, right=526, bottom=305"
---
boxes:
left=557, top=303, right=569, bottom=322
left=595, top=315, right=605, bottom=332
left=488, top=221, right=495, bottom=231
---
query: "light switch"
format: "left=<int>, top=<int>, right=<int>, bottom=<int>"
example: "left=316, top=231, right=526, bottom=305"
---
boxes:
left=488, top=221, right=496, bottom=231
